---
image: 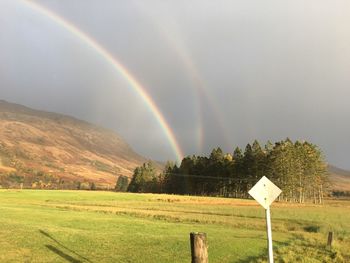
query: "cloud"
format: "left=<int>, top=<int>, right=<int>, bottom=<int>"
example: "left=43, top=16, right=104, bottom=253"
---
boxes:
left=1, top=0, right=350, bottom=168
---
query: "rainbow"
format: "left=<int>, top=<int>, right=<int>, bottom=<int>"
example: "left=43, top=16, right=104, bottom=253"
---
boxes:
left=134, top=3, right=233, bottom=151
left=156, top=25, right=234, bottom=151
left=20, top=0, right=184, bottom=162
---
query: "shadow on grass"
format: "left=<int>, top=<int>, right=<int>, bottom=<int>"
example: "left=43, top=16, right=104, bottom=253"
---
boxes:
left=236, top=254, right=266, bottom=263
left=235, top=240, right=290, bottom=263
left=46, top=245, right=82, bottom=263
left=39, top=229, right=93, bottom=263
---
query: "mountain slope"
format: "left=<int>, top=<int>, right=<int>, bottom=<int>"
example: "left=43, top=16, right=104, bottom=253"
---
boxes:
left=0, top=100, right=147, bottom=188
left=328, top=165, right=350, bottom=192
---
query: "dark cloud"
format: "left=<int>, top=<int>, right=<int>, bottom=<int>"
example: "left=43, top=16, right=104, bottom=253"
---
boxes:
left=1, top=0, right=350, bottom=168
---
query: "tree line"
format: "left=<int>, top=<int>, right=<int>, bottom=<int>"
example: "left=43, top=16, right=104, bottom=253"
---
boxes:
left=125, top=139, right=330, bottom=203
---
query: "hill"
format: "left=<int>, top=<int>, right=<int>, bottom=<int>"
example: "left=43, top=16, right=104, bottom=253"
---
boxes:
left=328, top=164, right=350, bottom=192
left=1, top=99, right=349, bottom=193
left=0, top=100, right=147, bottom=189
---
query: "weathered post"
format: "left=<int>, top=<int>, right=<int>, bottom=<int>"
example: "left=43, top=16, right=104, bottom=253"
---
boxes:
left=190, top=232, right=208, bottom=263
left=327, top=232, right=333, bottom=248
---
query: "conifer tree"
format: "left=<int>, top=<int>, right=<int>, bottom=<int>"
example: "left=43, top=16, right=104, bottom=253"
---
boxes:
left=127, top=161, right=158, bottom=193
left=160, top=139, right=330, bottom=202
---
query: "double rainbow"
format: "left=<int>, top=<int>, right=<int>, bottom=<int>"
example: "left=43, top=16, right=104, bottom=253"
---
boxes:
left=21, top=0, right=184, bottom=163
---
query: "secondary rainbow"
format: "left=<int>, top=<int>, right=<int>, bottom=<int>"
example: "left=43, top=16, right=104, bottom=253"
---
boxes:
left=155, top=23, right=234, bottom=151
left=20, top=0, right=184, bottom=162
left=134, top=3, right=233, bottom=151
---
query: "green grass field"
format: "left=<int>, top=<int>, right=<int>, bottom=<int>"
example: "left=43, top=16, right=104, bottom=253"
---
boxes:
left=0, top=190, right=349, bottom=262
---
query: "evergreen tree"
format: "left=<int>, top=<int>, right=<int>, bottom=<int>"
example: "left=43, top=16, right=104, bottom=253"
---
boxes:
left=127, top=162, right=159, bottom=193
left=162, top=162, right=180, bottom=194
left=115, top=175, right=129, bottom=192
left=161, top=139, right=330, bottom=202
left=90, top=182, right=96, bottom=190
left=232, top=147, right=244, bottom=197
left=251, top=140, right=266, bottom=180
left=265, top=140, right=274, bottom=154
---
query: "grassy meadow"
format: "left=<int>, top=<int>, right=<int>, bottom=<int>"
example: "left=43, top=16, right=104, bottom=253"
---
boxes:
left=0, top=190, right=349, bottom=262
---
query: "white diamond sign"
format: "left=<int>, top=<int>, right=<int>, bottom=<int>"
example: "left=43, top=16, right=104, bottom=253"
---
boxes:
left=249, top=176, right=282, bottom=263
left=248, top=176, right=282, bottom=209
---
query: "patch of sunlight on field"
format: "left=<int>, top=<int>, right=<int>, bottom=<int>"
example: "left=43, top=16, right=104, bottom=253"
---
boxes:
left=0, top=190, right=349, bottom=262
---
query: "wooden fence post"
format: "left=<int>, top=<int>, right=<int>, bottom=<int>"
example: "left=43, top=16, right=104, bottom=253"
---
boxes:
left=190, top=232, right=208, bottom=263
left=327, top=232, right=333, bottom=248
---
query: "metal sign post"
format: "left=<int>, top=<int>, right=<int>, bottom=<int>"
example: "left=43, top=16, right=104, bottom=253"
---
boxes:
left=265, top=206, right=273, bottom=263
left=248, top=176, right=282, bottom=263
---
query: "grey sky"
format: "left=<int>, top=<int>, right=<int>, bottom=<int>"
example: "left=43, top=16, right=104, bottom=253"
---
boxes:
left=1, top=0, right=350, bottom=169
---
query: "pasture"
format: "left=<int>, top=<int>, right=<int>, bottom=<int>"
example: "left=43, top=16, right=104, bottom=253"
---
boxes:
left=0, top=190, right=349, bottom=262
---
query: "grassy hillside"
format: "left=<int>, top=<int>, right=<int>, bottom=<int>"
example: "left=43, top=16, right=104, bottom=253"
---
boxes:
left=1, top=100, right=349, bottom=194
left=0, top=190, right=349, bottom=262
left=0, top=100, right=147, bottom=188
left=328, top=165, right=350, bottom=192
